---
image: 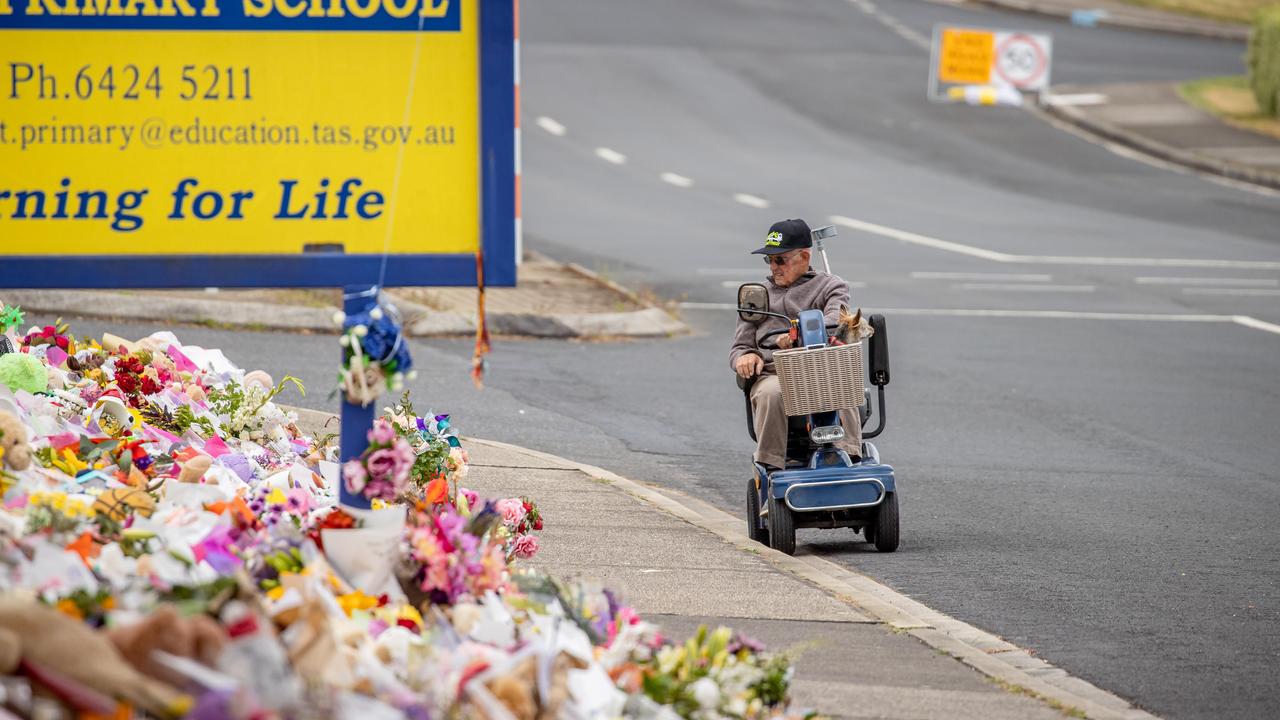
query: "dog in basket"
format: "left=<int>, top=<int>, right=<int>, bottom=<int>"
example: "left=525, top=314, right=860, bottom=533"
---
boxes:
left=831, top=306, right=874, bottom=346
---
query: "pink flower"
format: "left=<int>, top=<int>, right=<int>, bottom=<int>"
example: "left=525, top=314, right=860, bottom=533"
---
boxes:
left=368, top=420, right=397, bottom=446
left=495, top=498, right=526, bottom=527
left=366, top=448, right=410, bottom=487
left=459, top=488, right=479, bottom=509
left=343, top=459, right=367, bottom=494
left=512, top=534, right=539, bottom=559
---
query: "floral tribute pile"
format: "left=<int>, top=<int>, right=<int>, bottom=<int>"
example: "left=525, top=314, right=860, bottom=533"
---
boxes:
left=0, top=306, right=816, bottom=720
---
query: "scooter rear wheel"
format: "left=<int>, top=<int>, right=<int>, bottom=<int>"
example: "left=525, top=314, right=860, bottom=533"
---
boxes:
left=768, top=496, right=796, bottom=555
left=746, top=476, right=769, bottom=545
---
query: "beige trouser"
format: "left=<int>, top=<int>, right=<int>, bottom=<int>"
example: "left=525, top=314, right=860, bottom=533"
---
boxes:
left=750, top=373, right=863, bottom=469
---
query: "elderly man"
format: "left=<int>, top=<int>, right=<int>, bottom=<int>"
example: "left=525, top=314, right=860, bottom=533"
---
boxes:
left=729, top=218, right=863, bottom=473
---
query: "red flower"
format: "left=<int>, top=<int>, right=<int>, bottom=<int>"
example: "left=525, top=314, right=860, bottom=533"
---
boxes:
left=140, top=376, right=162, bottom=396
left=115, top=373, right=138, bottom=394
left=396, top=618, right=419, bottom=632
left=534, top=518, right=543, bottom=531
left=55, top=336, right=69, bottom=350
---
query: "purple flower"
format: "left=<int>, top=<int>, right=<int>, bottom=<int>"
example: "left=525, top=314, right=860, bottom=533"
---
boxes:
left=193, top=526, right=241, bottom=574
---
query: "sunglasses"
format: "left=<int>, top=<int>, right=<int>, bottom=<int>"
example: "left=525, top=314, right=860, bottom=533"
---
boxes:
left=764, top=253, right=794, bottom=266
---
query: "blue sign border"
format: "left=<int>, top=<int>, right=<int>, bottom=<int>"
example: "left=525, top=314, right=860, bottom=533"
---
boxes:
left=0, top=0, right=516, bottom=289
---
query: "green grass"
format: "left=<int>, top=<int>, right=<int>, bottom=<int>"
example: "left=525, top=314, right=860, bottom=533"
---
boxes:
left=1119, top=0, right=1278, bottom=24
left=1179, top=75, right=1280, bottom=138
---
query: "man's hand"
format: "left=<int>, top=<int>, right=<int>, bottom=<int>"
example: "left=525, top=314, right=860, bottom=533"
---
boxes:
left=775, top=334, right=794, bottom=350
left=735, top=353, right=764, bottom=379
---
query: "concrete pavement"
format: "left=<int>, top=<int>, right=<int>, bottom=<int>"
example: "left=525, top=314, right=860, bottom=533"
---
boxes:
left=459, top=436, right=1155, bottom=720
left=0, top=253, right=687, bottom=340
left=963, top=0, right=1249, bottom=40
left=1046, top=82, right=1280, bottom=191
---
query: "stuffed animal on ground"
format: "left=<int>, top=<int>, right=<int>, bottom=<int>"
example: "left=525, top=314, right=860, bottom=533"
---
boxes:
left=0, top=410, right=31, bottom=471
left=0, top=597, right=191, bottom=717
left=832, top=305, right=874, bottom=346
left=177, top=454, right=213, bottom=484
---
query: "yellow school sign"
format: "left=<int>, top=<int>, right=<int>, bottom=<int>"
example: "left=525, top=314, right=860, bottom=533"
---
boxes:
left=929, top=24, right=1053, bottom=104
left=0, top=0, right=517, bottom=287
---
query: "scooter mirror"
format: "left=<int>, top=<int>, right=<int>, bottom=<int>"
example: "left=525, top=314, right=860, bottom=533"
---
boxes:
left=737, top=283, right=770, bottom=323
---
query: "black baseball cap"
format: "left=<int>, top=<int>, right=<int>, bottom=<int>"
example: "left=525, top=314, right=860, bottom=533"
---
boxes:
left=752, top=218, right=812, bottom=255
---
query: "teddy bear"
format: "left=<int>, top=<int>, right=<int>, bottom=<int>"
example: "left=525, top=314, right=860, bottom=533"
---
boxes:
left=0, top=410, right=31, bottom=471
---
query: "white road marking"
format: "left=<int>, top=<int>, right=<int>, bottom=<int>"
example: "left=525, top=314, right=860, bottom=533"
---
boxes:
left=733, top=193, right=771, bottom=209
left=594, top=147, right=627, bottom=165
left=536, top=116, right=566, bottom=136
left=716, top=281, right=865, bottom=289
left=829, top=215, right=1280, bottom=270
left=680, top=302, right=1231, bottom=323
left=1045, top=93, right=1109, bottom=107
left=1136, top=277, right=1278, bottom=287
left=1183, top=288, right=1280, bottom=296
left=957, top=283, right=1096, bottom=292
left=912, top=271, right=1052, bottom=281
left=1233, top=315, right=1280, bottom=336
left=660, top=172, right=694, bottom=188
left=697, top=268, right=762, bottom=276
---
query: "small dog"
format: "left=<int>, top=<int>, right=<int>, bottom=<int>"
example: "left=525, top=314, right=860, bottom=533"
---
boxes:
left=832, top=305, right=874, bottom=345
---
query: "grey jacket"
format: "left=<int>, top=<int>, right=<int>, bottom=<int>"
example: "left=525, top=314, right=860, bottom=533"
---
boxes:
left=728, top=270, right=851, bottom=371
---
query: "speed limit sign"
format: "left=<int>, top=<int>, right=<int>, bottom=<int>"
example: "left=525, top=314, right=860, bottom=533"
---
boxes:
left=994, top=32, right=1052, bottom=90
left=929, top=25, right=1053, bottom=103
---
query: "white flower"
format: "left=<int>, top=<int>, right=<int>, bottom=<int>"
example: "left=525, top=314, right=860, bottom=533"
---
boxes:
left=691, top=678, right=721, bottom=710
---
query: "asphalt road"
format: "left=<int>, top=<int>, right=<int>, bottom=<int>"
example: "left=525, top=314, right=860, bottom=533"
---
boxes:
left=512, top=1, right=1280, bottom=718
left=27, top=0, right=1280, bottom=718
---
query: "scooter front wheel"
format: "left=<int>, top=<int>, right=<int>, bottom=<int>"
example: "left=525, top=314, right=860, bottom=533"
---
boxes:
left=768, top=496, right=796, bottom=555
left=746, top=476, right=769, bottom=545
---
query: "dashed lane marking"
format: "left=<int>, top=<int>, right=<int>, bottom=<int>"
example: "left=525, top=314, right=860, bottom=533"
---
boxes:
left=733, top=193, right=771, bottom=209
left=718, top=280, right=866, bottom=289
left=536, top=116, right=566, bottom=136
left=912, top=271, right=1052, bottom=281
left=1136, top=277, right=1278, bottom=287
left=1183, top=288, right=1280, bottom=296
left=957, top=283, right=1096, bottom=292
left=594, top=147, right=627, bottom=165
left=660, top=172, right=694, bottom=188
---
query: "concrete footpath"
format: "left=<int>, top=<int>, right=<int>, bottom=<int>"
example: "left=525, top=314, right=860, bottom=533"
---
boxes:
left=1045, top=83, right=1280, bottom=191
left=0, top=252, right=688, bottom=340
left=965, top=0, right=1248, bottom=40
left=458, top=437, right=1158, bottom=720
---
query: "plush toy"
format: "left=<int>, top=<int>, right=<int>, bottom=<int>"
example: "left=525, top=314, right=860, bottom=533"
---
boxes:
left=177, top=454, right=213, bottom=484
left=0, top=410, right=31, bottom=471
left=0, top=596, right=190, bottom=717
left=0, top=353, right=47, bottom=394
left=243, top=370, right=274, bottom=391
left=93, top=486, right=156, bottom=522
left=103, top=604, right=227, bottom=688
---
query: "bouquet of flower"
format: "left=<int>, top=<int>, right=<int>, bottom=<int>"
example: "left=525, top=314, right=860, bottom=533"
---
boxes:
left=342, top=419, right=416, bottom=503
left=400, top=502, right=510, bottom=606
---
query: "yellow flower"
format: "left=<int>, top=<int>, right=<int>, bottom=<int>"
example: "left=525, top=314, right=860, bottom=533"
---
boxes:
left=265, top=488, right=288, bottom=506
left=55, top=598, right=83, bottom=620
left=336, top=590, right=378, bottom=616
left=51, top=449, right=88, bottom=477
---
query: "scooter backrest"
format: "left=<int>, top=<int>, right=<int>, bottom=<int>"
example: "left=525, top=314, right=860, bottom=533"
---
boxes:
left=868, top=314, right=889, bottom=386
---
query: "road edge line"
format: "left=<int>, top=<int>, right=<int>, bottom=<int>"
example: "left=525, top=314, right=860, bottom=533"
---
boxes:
left=466, top=436, right=1161, bottom=720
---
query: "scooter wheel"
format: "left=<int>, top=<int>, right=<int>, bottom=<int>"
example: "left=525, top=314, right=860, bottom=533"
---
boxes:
left=746, top=476, right=769, bottom=545
left=873, top=492, right=899, bottom=553
left=768, top=496, right=796, bottom=556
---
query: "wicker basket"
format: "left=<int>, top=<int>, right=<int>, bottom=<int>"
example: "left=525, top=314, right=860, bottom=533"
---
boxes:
left=773, top=342, right=866, bottom=416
